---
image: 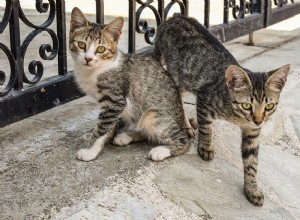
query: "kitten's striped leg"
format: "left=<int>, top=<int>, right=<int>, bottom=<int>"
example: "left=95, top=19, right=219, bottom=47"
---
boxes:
left=77, top=122, right=118, bottom=162
left=197, top=108, right=214, bottom=161
left=241, top=126, right=264, bottom=206
left=77, top=96, right=126, bottom=161
left=113, top=131, right=146, bottom=146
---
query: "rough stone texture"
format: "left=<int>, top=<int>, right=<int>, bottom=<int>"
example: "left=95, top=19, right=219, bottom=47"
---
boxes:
left=0, top=97, right=153, bottom=219
left=154, top=154, right=296, bottom=220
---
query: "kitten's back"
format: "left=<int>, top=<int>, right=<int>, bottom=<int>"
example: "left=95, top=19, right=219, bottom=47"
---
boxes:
left=154, top=15, right=238, bottom=92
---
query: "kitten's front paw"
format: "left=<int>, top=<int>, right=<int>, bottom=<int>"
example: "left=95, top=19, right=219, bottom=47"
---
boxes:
left=244, top=188, right=264, bottom=206
left=113, top=133, right=132, bottom=146
left=148, top=146, right=171, bottom=161
left=77, top=149, right=97, bottom=161
left=198, top=147, right=214, bottom=161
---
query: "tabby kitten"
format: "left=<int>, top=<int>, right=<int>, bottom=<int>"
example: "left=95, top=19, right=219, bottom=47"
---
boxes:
left=69, top=7, right=191, bottom=162
left=154, top=14, right=290, bottom=206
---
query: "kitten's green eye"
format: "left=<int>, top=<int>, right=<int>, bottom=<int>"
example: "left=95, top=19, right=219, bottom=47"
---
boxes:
left=265, top=103, right=274, bottom=111
left=242, top=103, right=252, bottom=110
left=96, top=46, right=105, bottom=53
left=78, top=41, right=86, bottom=50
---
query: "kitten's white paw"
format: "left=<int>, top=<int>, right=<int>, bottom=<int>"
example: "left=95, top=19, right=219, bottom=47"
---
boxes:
left=149, top=146, right=171, bottom=161
left=77, top=149, right=97, bottom=161
left=113, top=133, right=133, bottom=146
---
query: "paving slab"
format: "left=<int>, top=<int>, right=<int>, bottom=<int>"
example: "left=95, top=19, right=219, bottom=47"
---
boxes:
left=0, top=97, right=152, bottom=219
left=154, top=154, right=296, bottom=220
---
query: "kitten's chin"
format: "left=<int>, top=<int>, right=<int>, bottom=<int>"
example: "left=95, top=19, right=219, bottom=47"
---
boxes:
left=80, top=62, right=98, bottom=69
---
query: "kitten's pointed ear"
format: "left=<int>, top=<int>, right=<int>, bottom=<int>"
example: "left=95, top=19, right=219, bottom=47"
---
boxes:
left=225, top=65, right=252, bottom=91
left=70, top=7, right=88, bottom=31
left=104, top=17, right=124, bottom=41
left=266, top=64, right=290, bottom=92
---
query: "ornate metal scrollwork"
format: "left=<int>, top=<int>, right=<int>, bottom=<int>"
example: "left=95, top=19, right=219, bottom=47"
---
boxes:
left=164, top=0, right=187, bottom=19
left=229, top=0, right=254, bottom=19
left=20, top=0, right=58, bottom=84
left=135, top=0, right=188, bottom=46
left=0, top=1, right=12, bottom=34
left=21, top=28, right=59, bottom=84
left=274, top=0, right=294, bottom=7
left=135, top=0, right=162, bottom=45
left=0, top=0, right=59, bottom=96
left=0, top=43, right=16, bottom=96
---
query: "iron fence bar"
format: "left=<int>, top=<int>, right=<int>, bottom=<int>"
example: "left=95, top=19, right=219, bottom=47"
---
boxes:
left=158, top=0, right=165, bottom=23
left=95, top=0, right=104, bottom=24
left=10, top=0, right=23, bottom=91
left=183, top=0, right=189, bottom=15
left=56, top=0, right=67, bottom=75
left=209, top=13, right=264, bottom=43
left=0, top=73, right=84, bottom=127
left=265, top=0, right=300, bottom=26
left=204, top=0, right=210, bottom=28
left=128, top=0, right=136, bottom=53
left=224, top=0, right=230, bottom=24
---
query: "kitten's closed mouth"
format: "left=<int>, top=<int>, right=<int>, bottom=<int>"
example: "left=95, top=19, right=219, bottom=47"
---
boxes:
left=83, top=63, right=94, bottom=68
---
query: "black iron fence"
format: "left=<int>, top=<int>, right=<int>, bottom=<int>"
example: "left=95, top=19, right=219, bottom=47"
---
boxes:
left=0, top=0, right=300, bottom=127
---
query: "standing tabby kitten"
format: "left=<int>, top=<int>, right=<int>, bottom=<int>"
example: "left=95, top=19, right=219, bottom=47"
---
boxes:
left=154, top=14, right=290, bottom=206
left=69, top=8, right=191, bottom=162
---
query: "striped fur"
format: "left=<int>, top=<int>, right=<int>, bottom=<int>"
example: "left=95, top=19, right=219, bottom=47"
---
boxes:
left=154, top=14, right=290, bottom=206
left=69, top=8, right=191, bottom=162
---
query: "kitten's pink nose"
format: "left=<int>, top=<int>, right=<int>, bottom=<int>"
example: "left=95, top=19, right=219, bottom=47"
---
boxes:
left=85, top=57, right=92, bottom=63
left=253, top=119, right=263, bottom=126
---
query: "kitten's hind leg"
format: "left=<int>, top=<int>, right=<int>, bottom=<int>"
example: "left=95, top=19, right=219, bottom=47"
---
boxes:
left=196, top=96, right=214, bottom=161
left=180, top=90, right=197, bottom=138
left=113, top=131, right=146, bottom=146
left=189, top=118, right=198, bottom=129
left=241, top=126, right=264, bottom=206
left=139, top=109, right=191, bottom=161
left=148, top=138, right=190, bottom=161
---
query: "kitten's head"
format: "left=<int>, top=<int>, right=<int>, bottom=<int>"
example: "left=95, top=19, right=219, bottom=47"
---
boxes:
left=69, top=7, right=124, bottom=69
left=225, top=64, right=290, bottom=127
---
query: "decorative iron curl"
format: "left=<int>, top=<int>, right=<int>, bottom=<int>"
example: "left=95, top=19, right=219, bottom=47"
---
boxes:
left=136, top=0, right=162, bottom=45
left=0, top=1, right=12, bottom=34
left=36, top=0, right=50, bottom=13
left=274, top=0, right=294, bottom=7
left=19, top=0, right=55, bottom=29
left=164, top=0, right=187, bottom=19
left=229, top=0, right=253, bottom=19
left=0, top=43, right=17, bottom=97
left=21, top=28, right=59, bottom=84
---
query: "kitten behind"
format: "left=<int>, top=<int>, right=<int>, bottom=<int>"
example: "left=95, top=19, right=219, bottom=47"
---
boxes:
left=154, top=14, right=290, bottom=206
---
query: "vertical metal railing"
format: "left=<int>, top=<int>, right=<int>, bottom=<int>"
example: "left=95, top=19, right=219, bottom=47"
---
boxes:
left=128, top=0, right=137, bottom=53
left=96, top=0, right=105, bottom=24
left=56, top=0, right=68, bottom=75
left=10, top=0, right=22, bottom=91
